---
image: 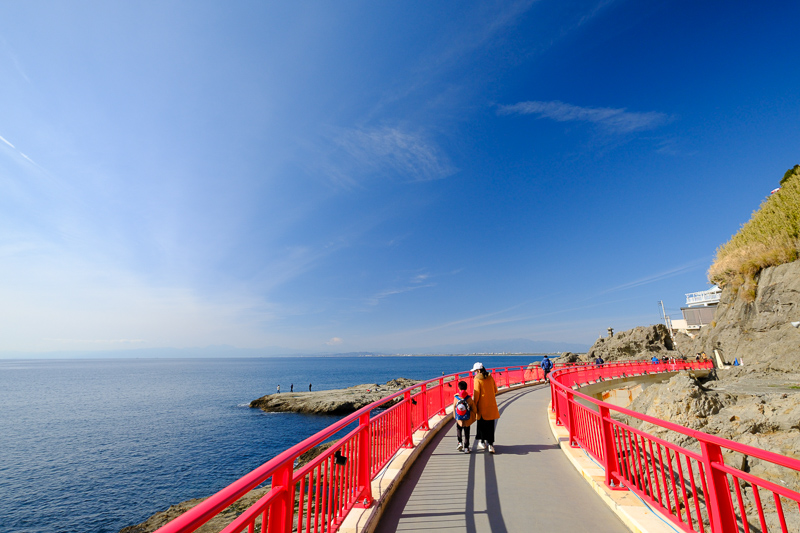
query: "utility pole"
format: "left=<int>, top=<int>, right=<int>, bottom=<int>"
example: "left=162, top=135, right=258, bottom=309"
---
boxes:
left=658, top=300, right=675, bottom=342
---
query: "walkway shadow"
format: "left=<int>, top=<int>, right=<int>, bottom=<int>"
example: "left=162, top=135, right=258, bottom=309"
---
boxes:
left=490, top=442, right=559, bottom=455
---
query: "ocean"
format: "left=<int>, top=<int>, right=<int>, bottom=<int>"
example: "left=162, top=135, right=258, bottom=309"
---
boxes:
left=0, top=355, right=542, bottom=533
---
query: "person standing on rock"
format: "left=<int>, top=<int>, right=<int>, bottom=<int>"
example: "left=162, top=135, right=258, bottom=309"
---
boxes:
left=453, top=380, right=476, bottom=453
left=471, top=362, right=499, bottom=454
left=309, top=383, right=312, bottom=392
left=277, top=385, right=280, bottom=394
left=290, top=384, right=293, bottom=392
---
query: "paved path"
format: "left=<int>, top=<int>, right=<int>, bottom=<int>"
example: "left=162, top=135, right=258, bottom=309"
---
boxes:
left=374, top=384, right=628, bottom=533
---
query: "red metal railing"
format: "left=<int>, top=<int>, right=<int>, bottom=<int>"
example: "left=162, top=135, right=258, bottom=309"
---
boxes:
left=551, top=360, right=800, bottom=533
left=155, top=364, right=545, bottom=533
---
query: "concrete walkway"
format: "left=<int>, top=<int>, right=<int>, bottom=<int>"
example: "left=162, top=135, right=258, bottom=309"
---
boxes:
left=374, top=385, right=628, bottom=533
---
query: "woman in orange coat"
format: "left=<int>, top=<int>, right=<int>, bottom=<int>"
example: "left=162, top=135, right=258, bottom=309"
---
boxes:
left=471, top=362, right=500, bottom=453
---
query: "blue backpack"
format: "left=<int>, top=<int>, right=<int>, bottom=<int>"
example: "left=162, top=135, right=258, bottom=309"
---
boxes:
left=454, top=393, right=471, bottom=421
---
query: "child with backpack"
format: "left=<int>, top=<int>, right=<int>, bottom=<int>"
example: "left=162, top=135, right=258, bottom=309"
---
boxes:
left=453, top=380, right=476, bottom=453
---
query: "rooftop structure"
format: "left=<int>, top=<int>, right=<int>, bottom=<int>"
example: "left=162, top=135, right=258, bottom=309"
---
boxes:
left=685, top=285, right=722, bottom=307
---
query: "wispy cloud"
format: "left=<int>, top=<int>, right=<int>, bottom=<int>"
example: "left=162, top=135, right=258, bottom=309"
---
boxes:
left=326, top=337, right=343, bottom=346
left=0, top=135, right=15, bottom=148
left=322, top=126, right=457, bottom=187
left=2, top=38, right=31, bottom=83
left=593, top=258, right=710, bottom=297
left=367, top=282, right=436, bottom=306
left=497, top=100, right=671, bottom=133
left=408, top=302, right=528, bottom=335
left=47, top=338, right=147, bottom=345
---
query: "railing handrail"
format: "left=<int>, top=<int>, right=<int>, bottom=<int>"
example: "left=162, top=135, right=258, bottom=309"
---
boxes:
left=554, top=366, right=800, bottom=469
left=155, top=364, right=543, bottom=533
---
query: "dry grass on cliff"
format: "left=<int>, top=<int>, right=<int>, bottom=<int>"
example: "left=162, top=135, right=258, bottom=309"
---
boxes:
left=709, top=166, right=800, bottom=301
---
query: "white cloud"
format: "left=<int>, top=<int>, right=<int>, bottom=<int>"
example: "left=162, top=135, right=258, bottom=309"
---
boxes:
left=326, top=337, right=343, bottom=346
left=498, top=100, right=671, bottom=133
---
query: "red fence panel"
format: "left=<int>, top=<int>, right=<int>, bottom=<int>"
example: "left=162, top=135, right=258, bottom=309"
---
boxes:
left=550, top=360, right=800, bottom=533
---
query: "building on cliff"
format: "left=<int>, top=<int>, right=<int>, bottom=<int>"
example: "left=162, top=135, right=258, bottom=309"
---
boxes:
left=669, top=285, right=721, bottom=335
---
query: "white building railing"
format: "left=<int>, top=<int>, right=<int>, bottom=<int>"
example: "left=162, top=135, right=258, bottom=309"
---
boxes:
left=685, top=287, right=721, bottom=306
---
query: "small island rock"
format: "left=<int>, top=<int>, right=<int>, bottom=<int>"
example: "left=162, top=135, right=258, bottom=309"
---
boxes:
left=249, top=378, right=421, bottom=415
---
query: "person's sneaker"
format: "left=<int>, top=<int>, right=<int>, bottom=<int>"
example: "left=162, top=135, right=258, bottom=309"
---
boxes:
left=488, top=444, right=495, bottom=454
left=477, top=441, right=486, bottom=451
left=464, top=446, right=471, bottom=453
left=457, top=442, right=463, bottom=451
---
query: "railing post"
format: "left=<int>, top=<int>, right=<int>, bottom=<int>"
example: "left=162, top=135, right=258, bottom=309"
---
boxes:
left=598, top=405, right=621, bottom=489
left=565, top=389, right=577, bottom=447
left=354, top=412, right=374, bottom=508
left=438, top=377, right=446, bottom=415
left=504, top=367, right=510, bottom=388
left=551, top=379, right=559, bottom=418
left=267, top=462, right=293, bottom=533
left=420, top=383, right=430, bottom=430
left=700, top=441, right=737, bottom=533
left=403, top=390, right=413, bottom=448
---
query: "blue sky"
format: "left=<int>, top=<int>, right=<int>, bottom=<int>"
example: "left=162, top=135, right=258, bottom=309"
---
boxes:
left=1, top=1, right=798, bottom=355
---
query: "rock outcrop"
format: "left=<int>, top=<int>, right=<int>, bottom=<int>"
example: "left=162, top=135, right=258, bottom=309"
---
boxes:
left=583, top=324, right=680, bottom=363
left=249, top=378, right=421, bottom=415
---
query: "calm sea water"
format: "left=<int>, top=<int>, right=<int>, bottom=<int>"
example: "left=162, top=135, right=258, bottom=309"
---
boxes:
left=0, top=355, right=541, bottom=533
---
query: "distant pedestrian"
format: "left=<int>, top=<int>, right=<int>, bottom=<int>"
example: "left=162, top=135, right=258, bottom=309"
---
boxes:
left=290, top=384, right=293, bottom=392
left=651, top=355, right=659, bottom=364
left=309, top=383, right=312, bottom=392
left=453, top=381, right=476, bottom=453
left=471, top=363, right=499, bottom=454
left=277, top=385, right=280, bottom=394
left=540, top=355, right=553, bottom=382
left=594, top=356, right=604, bottom=366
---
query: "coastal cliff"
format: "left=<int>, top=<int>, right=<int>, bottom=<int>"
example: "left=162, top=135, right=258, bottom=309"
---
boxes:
left=687, top=259, right=800, bottom=371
